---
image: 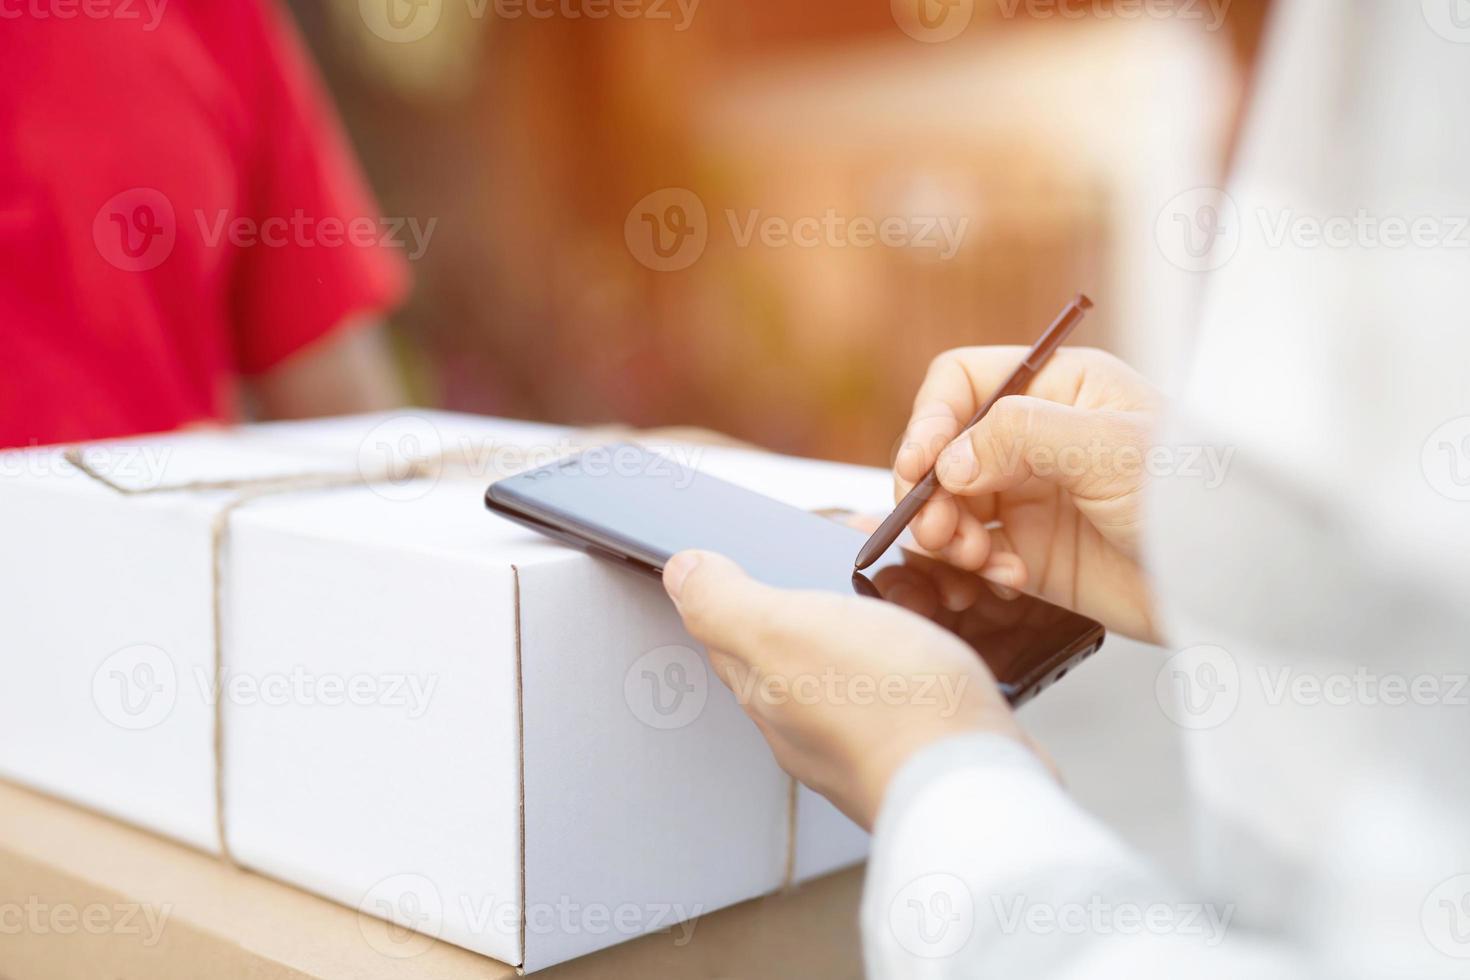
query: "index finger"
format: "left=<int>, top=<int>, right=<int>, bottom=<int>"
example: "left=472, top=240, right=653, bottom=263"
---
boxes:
left=896, top=347, right=1106, bottom=484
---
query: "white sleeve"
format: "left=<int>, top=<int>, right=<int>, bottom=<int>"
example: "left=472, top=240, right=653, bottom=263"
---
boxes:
left=860, top=734, right=1298, bottom=980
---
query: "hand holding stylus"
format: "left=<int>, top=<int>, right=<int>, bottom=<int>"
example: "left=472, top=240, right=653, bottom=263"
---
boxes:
left=856, top=295, right=1094, bottom=569
left=891, top=338, right=1165, bottom=644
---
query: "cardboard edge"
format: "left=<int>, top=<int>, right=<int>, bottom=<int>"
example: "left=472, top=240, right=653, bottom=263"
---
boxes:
left=512, top=563, right=528, bottom=975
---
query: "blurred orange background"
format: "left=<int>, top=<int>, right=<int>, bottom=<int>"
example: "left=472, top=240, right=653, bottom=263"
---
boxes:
left=288, top=0, right=1271, bottom=465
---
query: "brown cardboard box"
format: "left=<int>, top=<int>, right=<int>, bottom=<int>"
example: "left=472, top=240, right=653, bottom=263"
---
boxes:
left=0, top=781, right=864, bottom=979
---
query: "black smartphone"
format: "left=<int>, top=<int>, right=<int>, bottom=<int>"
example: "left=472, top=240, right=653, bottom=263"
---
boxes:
left=484, top=444, right=1104, bottom=706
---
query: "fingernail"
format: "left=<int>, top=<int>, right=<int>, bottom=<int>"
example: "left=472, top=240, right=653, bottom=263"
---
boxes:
left=896, top=438, right=923, bottom=474
left=981, top=565, right=1016, bottom=588
left=664, top=551, right=702, bottom=601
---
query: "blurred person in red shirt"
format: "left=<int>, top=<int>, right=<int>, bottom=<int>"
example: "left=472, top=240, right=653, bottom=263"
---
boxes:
left=0, top=0, right=411, bottom=449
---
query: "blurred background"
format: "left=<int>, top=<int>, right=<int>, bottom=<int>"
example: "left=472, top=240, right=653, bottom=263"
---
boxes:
left=288, top=0, right=1271, bottom=465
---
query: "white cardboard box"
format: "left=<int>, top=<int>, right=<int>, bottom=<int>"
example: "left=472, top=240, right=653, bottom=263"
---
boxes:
left=0, top=412, right=882, bottom=971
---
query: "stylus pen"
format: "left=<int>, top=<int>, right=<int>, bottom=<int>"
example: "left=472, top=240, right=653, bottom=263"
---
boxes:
left=854, top=293, right=1095, bottom=570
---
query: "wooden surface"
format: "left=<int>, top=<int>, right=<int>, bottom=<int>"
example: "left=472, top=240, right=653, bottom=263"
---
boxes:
left=0, top=780, right=864, bottom=979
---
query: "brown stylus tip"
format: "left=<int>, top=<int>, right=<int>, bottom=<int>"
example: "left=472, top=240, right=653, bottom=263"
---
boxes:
left=854, top=516, right=893, bottom=570
left=854, top=479, right=930, bottom=570
left=1077, top=293, right=1094, bottom=311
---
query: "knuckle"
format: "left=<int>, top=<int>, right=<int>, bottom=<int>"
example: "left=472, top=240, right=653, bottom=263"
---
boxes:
left=985, top=397, right=1029, bottom=445
left=924, top=348, right=962, bottom=377
left=1071, top=346, right=1124, bottom=371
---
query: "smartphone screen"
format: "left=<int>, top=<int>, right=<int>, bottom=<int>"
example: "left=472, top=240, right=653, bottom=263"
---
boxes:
left=485, top=444, right=1104, bottom=704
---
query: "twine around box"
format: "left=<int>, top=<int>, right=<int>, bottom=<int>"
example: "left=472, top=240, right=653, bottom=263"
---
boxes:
left=61, top=442, right=806, bottom=895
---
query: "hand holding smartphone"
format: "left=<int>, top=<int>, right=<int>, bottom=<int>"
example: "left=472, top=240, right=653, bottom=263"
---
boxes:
left=485, top=444, right=1103, bottom=706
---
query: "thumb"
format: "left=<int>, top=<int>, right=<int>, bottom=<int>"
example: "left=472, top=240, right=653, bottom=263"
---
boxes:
left=935, top=395, right=1138, bottom=500
left=662, top=550, right=780, bottom=664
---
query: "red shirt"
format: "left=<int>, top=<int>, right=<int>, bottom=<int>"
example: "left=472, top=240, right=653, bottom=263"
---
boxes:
left=0, top=1, right=408, bottom=448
